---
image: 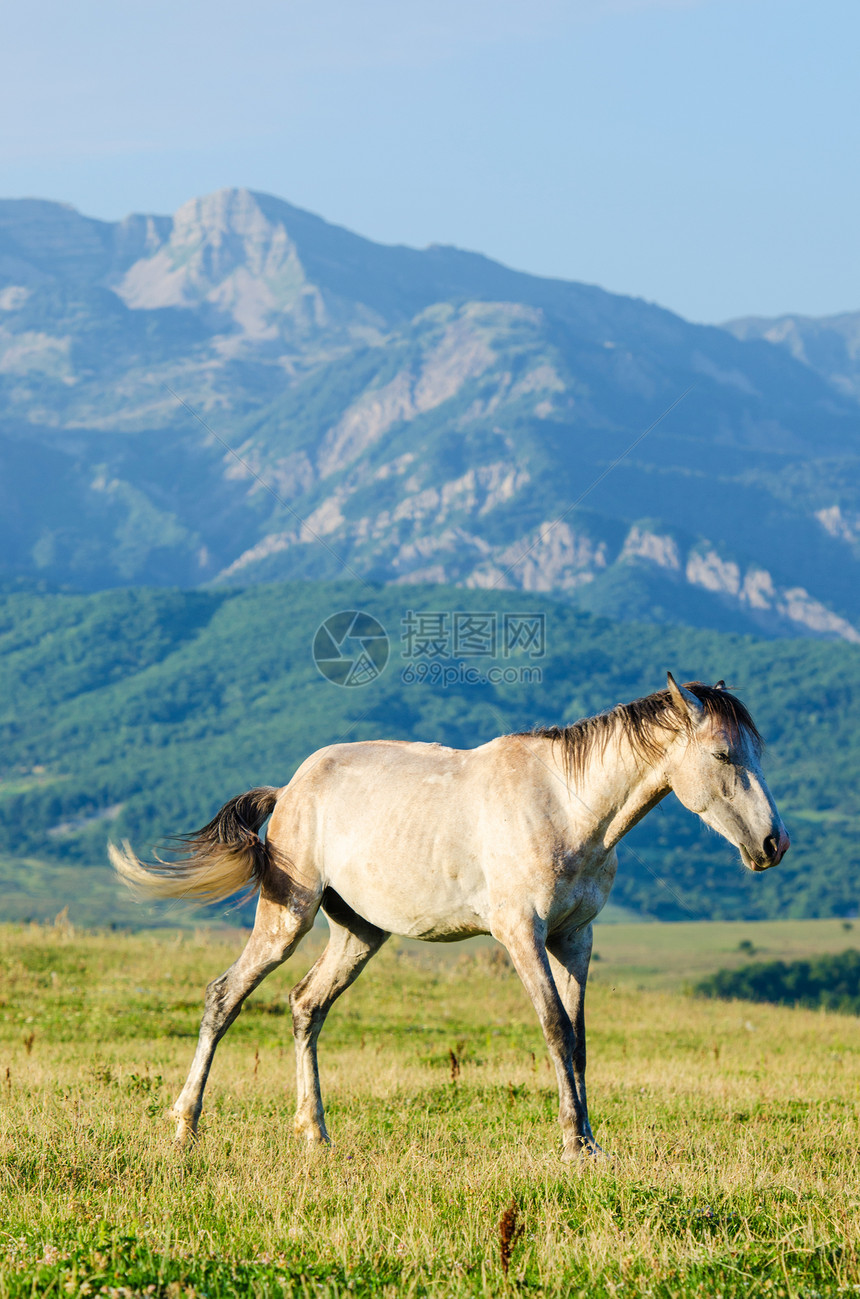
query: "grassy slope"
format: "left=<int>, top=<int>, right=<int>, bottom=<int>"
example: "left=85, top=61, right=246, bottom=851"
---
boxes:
left=1, top=922, right=858, bottom=1297
left=1, top=579, right=859, bottom=922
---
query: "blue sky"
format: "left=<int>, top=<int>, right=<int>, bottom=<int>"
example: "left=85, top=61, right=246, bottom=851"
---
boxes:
left=2, top=0, right=857, bottom=323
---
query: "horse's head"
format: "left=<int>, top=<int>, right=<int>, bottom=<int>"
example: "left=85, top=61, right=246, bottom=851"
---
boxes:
left=665, top=673, right=789, bottom=872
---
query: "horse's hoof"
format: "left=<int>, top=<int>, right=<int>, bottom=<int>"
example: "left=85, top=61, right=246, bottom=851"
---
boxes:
left=562, top=1139, right=607, bottom=1164
left=170, top=1112, right=198, bottom=1147
left=302, top=1130, right=331, bottom=1148
left=293, top=1119, right=330, bottom=1147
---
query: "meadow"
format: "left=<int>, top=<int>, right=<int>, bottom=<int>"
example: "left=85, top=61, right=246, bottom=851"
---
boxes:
left=1, top=919, right=859, bottom=1297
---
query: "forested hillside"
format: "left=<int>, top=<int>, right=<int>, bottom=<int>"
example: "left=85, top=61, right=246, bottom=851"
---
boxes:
left=0, top=579, right=856, bottom=926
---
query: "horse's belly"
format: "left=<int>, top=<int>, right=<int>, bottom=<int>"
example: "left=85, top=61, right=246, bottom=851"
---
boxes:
left=332, top=861, right=489, bottom=940
left=404, top=910, right=487, bottom=942
left=323, top=818, right=490, bottom=940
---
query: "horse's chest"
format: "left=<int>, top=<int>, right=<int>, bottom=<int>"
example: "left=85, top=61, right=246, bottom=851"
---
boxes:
left=547, top=848, right=617, bottom=933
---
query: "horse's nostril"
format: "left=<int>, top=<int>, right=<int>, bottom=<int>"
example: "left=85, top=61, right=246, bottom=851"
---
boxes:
left=764, top=834, right=778, bottom=861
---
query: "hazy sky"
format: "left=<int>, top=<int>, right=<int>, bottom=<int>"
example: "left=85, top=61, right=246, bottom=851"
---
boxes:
left=2, top=0, right=857, bottom=323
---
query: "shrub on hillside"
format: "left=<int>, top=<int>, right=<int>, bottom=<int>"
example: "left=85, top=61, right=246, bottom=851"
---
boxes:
left=695, top=949, right=860, bottom=1014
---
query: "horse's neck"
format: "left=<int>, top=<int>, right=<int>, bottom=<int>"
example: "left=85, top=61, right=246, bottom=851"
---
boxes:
left=575, top=729, right=672, bottom=849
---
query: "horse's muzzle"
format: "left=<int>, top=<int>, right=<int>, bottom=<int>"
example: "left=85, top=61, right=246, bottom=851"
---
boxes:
left=746, top=827, right=790, bottom=871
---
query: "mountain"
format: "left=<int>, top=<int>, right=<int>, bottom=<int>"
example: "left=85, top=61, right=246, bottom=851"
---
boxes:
left=1, top=580, right=857, bottom=926
left=725, top=310, right=860, bottom=402
left=2, top=188, right=860, bottom=641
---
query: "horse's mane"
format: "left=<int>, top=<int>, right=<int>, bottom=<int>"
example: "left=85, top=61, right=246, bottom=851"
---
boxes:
left=522, top=682, right=762, bottom=786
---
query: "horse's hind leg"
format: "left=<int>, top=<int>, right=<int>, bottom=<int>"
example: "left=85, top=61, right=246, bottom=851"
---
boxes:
left=289, top=889, right=389, bottom=1145
left=171, top=892, right=319, bottom=1144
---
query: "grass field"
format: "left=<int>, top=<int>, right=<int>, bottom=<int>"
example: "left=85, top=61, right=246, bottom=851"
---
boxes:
left=1, top=920, right=859, bottom=1297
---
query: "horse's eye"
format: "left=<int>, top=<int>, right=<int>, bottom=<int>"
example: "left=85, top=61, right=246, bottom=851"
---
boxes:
left=714, top=752, right=731, bottom=764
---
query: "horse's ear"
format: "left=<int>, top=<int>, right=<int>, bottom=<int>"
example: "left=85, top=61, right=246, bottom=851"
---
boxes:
left=714, top=679, right=726, bottom=691
left=667, top=671, right=705, bottom=721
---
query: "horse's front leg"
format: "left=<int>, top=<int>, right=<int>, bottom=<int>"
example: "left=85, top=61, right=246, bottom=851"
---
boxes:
left=547, top=922, right=602, bottom=1159
left=495, top=913, right=595, bottom=1162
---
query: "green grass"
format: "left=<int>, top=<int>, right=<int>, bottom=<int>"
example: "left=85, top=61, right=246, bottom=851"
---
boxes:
left=2, top=922, right=860, bottom=1296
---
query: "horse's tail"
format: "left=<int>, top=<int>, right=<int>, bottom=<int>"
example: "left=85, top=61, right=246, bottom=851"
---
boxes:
left=109, top=786, right=281, bottom=903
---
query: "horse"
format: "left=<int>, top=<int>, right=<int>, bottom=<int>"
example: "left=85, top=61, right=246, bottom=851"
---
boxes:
left=110, top=674, right=789, bottom=1160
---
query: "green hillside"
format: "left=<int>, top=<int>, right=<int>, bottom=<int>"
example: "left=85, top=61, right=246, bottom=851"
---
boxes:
left=0, top=580, right=857, bottom=925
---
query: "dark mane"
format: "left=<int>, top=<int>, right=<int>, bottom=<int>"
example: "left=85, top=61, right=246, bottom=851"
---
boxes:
left=522, top=682, right=763, bottom=785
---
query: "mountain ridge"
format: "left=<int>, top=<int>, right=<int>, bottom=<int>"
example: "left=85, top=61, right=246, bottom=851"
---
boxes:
left=1, top=187, right=859, bottom=642
left=725, top=308, right=860, bottom=401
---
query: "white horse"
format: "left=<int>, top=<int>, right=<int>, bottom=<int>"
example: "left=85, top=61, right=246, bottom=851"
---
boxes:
left=111, top=675, right=789, bottom=1160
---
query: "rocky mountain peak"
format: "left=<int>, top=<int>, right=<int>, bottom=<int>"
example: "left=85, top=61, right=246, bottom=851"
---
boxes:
left=111, top=188, right=321, bottom=339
